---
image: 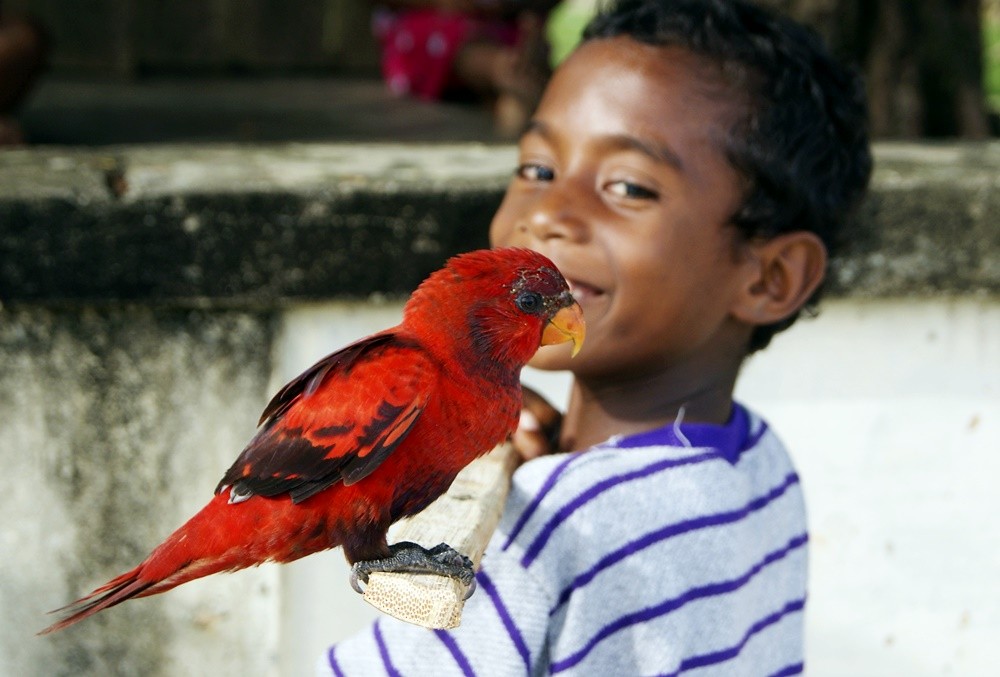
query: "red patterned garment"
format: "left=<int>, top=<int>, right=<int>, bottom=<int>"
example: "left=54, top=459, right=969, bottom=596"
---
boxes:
left=374, top=8, right=519, bottom=100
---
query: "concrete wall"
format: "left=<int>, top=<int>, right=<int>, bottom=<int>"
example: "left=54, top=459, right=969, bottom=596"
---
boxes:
left=738, top=298, right=999, bottom=675
left=1, top=142, right=998, bottom=675
left=0, top=307, right=279, bottom=675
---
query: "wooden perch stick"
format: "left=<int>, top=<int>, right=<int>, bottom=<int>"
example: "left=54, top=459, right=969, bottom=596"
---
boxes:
left=361, top=442, right=520, bottom=629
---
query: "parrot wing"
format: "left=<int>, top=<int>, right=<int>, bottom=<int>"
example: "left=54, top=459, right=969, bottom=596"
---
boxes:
left=216, top=331, right=434, bottom=504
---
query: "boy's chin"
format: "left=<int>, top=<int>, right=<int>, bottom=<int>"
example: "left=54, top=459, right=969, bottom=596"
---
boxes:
left=528, top=343, right=577, bottom=371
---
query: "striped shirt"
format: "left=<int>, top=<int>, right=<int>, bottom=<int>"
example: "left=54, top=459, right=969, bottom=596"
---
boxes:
left=318, top=403, right=807, bottom=676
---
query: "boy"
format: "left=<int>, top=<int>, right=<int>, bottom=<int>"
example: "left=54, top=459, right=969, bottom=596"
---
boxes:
left=321, top=0, right=871, bottom=674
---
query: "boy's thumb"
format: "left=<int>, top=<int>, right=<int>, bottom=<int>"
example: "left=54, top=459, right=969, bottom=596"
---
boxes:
left=514, top=410, right=548, bottom=461
left=519, top=410, right=541, bottom=432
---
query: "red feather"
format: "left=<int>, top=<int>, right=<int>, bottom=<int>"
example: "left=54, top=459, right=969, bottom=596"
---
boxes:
left=41, top=247, right=583, bottom=634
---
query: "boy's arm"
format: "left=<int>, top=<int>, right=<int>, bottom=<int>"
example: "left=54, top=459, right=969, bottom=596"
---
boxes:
left=317, top=545, right=552, bottom=676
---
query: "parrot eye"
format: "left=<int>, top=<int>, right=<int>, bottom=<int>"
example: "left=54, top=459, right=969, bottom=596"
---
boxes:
left=515, top=291, right=544, bottom=314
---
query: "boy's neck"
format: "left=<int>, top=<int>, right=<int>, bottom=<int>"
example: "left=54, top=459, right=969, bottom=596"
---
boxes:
left=559, top=360, right=741, bottom=452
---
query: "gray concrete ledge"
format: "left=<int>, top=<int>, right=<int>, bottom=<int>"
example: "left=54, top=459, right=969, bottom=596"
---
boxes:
left=1, top=141, right=998, bottom=304
left=839, top=143, right=1000, bottom=297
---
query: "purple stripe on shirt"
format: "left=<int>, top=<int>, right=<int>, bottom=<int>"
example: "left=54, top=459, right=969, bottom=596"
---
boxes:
left=478, top=569, right=532, bottom=672
left=326, top=645, right=345, bottom=677
left=434, top=629, right=476, bottom=677
left=521, top=450, right=721, bottom=567
left=667, top=597, right=807, bottom=676
left=550, top=534, right=808, bottom=673
left=502, top=453, right=580, bottom=551
left=373, top=620, right=402, bottom=677
left=768, top=662, right=805, bottom=677
left=549, top=472, right=800, bottom=614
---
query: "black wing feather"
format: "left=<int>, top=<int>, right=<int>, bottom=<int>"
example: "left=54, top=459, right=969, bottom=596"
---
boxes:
left=217, top=331, right=430, bottom=504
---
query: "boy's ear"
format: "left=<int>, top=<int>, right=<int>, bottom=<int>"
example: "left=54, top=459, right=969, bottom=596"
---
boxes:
left=731, top=232, right=827, bottom=325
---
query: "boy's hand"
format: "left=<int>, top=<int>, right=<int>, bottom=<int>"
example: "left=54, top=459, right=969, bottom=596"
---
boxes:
left=514, top=386, right=562, bottom=461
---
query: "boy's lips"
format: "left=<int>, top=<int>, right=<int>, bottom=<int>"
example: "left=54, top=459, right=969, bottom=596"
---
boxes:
left=566, top=278, right=605, bottom=303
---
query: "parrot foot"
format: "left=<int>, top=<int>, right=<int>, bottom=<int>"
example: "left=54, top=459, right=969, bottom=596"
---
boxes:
left=350, top=541, right=477, bottom=599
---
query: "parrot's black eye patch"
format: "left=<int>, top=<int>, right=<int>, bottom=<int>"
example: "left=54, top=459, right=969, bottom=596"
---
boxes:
left=515, top=291, right=544, bottom=314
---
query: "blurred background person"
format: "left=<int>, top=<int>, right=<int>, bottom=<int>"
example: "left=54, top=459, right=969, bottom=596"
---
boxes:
left=371, top=0, right=554, bottom=137
left=0, top=4, right=46, bottom=145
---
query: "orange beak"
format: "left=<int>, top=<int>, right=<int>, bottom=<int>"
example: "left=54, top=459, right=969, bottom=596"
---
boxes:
left=541, top=301, right=586, bottom=357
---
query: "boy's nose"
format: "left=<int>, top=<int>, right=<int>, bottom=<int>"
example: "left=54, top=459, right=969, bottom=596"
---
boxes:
left=520, top=184, right=590, bottom=243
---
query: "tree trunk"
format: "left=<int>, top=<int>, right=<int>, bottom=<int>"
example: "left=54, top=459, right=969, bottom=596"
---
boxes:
left=759, top=0, right=991, bottom=138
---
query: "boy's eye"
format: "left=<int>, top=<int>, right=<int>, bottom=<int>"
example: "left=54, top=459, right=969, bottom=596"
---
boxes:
left=516, top=164, right=555, bottom=182
left=606, top=180, right=658, bottom=200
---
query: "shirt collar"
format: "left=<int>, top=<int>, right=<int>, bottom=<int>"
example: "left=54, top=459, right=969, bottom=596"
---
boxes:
left=605, top=402, right=752, bottom=464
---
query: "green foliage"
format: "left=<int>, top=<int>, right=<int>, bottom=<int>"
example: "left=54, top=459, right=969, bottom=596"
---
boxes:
left=986, top=9, right=1000, bottom=110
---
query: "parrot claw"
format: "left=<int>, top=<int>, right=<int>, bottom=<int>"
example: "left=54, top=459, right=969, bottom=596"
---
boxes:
left=349, top=541, right=477, bottom=597
left=349, top=570, right=366, bottom=594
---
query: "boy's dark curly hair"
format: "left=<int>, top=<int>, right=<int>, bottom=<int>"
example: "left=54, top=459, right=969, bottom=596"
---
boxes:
left=584, top=0, right=872, bottom=353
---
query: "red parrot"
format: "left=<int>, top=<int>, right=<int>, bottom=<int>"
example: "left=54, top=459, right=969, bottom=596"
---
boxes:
left=40, top=247, right=584, bottom=635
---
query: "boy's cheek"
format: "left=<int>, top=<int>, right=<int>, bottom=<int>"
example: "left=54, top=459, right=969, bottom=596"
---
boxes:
left=491, top=227, right=540, bottom=252
left=488, top=200, right=529, bottom=249
left=487, top=205, right=506, bottom=246
left=488, top=219, right=513, bottom=248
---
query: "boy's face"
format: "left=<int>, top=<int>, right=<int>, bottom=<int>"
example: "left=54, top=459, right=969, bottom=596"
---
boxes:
left=490, top=37, right=755, bottom=380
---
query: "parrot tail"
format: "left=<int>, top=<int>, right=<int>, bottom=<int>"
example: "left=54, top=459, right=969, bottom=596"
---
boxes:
left=37, top=566, right=152, bottom=635
left=39, top=490, right=316, bottom=635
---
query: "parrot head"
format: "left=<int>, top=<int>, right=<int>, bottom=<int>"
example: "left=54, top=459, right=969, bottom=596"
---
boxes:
left=404, top=247, right=585, bottom=370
